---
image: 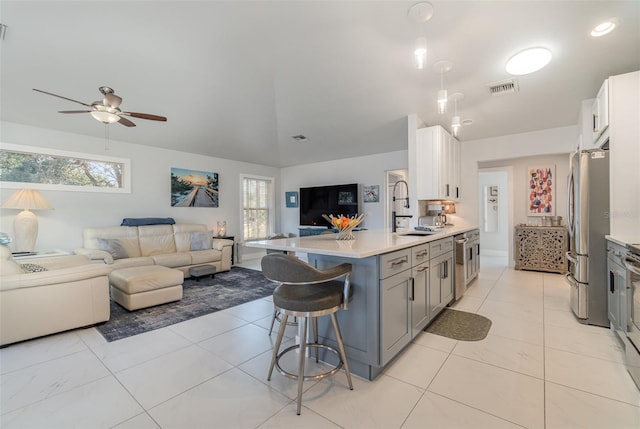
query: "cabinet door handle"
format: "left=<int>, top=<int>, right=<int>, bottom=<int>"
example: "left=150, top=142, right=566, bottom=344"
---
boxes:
left=456, top=187, right=459, bottom=199
left=416, top=265, right=429, bottom=272
left=390, top=257, right=409, bottom=267
left=593, top=113, right=599, bottom=133
left=410, top=278, right=415, bottom=301
left=416, top=251, right=428, bottom=258
left=609, top=270, right=615, bottom=293
left=446, top=184, right=450, bottom=196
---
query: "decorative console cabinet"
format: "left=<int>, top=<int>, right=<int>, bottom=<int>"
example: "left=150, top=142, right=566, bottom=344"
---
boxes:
left=514, top=226, right=568, bottom=273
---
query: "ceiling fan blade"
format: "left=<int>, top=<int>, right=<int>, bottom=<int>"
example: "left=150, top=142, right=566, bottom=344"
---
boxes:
left=117, top=116, right=136, bottom=127
left=33, top=89, right=92, bottom=107
left=58, top=110, right=92, bottom=114
left=121, top=111, right=167, bottom=122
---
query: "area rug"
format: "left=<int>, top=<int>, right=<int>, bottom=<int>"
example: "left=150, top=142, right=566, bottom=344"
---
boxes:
left=97, top=267, right=276, bottom=342
left=424, top=308, right=492, bottom=341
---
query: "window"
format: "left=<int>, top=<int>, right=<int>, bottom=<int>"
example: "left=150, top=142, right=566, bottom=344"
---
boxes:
left=242, top=175, right=274, bottom=241
left=0, top=143, right=131, bottom=193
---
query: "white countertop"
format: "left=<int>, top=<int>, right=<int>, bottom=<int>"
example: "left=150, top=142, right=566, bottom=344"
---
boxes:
left=606, top=235, right=640, bottom=247
left=246, top=224, right=479, bottom=259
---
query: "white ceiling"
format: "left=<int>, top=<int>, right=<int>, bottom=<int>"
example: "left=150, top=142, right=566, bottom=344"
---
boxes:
left=1, top=1, right=638, bottom=168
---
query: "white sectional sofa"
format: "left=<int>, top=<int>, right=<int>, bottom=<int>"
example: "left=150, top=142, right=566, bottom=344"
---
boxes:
left=75, top=223, right=233, bottom=276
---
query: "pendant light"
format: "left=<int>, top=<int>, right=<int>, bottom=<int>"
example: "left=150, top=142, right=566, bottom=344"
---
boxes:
left=434, top=60, right=452, bottom=115
left=450, top=93, right=464, bottom=137
left=408, top=2, right=434, bottom=69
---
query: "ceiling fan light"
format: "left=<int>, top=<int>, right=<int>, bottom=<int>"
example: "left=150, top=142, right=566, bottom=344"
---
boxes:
left=414, top=37, right=427, bottom=69
left=505, top=47, right=552, bottom=76
left=437, top=89, right=448, bottom=114
left=90, top=110, right=120, bottom=124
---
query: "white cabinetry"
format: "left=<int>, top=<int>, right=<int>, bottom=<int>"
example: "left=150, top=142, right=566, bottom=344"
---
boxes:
left=592, top=79, right=610, bottom=146
left=608, top=71, right=640, bottom=238
left=578, top=98, right=596, bottom=151
left=414, top=125, right=461, bottom=201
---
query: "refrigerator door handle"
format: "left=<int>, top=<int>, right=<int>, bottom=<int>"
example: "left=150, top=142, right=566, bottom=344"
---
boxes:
left=566, top=251, right=578, bottom=265
left=566, top=165, right=576, bottom=238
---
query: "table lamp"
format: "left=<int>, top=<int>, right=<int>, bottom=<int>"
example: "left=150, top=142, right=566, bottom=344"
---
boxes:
left=1, top=189, right=53, bottom=252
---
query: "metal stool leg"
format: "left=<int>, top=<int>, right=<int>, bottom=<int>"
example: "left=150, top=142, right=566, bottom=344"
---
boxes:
left=268, top=314, right=288, bottom=381
left=268, top=309, right=278, bottom=335
left=296, top=317, right=308, bottom=415
left=312, top=317, right=319, bottom=363
left=330, top=313, right=353, bottom=390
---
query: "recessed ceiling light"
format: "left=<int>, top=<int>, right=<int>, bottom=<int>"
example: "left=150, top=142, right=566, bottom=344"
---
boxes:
left=292, top=134, right=308, bottom=142
left=591, top=19, right=617, bottom=37
left=505, top=47, right=552, bottom=76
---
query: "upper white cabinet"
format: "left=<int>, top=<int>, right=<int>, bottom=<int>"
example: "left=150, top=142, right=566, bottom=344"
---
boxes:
left=592, top=79, right=610, bottom=146
left=578, top=98, right=596, bottom=151
left=413, top=125, right=461, bottom=201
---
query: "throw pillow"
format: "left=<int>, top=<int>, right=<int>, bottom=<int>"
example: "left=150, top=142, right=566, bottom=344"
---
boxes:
left=97, top=238, right=129, bottom=260
left=21, top=263, right=48, bottom=273
left=190, top=231, right=212, bottom=251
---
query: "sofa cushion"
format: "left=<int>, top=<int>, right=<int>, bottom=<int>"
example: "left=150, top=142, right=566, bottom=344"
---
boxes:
left=189, top=249, right=222, bottom=265
left=173, top=224, right=208, bottom=252
left=190, top=231, right=212, bottom=251
left=150, top=252, right=192, bottom=268
left=97, top=238, right=129, bottom=260
left=111, top=256, right=155, bottom=269
left=84, top=226, right=141, bottom=258
left=138, top=225, right=177, bottom=256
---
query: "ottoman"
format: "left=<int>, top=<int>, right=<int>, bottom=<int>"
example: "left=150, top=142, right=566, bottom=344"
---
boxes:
left=109, top=265, right=184, bottom=311
left=189, top=264, right=216, bottom=281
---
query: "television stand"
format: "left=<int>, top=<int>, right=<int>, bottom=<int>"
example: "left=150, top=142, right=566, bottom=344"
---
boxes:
left=299, top=227, right=330, bottom=237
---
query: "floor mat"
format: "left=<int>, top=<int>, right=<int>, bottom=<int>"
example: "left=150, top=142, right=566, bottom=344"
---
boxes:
left=424, top=308, right=492, bottom=341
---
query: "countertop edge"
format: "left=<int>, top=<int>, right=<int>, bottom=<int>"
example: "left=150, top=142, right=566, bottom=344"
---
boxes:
left=246, top=225, right=479, bottom=259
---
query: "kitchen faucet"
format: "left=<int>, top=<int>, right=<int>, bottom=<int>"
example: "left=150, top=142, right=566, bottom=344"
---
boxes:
left=392, top=179, right=412, bottom=232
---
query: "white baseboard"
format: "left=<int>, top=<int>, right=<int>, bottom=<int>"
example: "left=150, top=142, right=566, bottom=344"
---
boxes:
left=481, top=249, right=508, bottom=257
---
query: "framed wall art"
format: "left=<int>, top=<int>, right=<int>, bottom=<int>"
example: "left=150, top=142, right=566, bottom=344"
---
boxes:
left=171, top=167, right=218, bottom=207
left=527, top=165, right=554, bottom=216
left=363, top=185, right=379, bottom=203
left=285, top=191, right=298, bottom=208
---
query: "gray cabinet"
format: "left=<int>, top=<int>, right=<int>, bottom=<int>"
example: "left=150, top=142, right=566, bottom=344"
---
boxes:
left=410, top=244, right=430, bottom=337
left=607, top=240, right=627, bottom=331
left=428, top=237, right=454, bottom=320
left=379, top=249, right=412, bottom=365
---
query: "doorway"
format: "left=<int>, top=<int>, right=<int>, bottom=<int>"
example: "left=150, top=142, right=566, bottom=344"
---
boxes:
left=478, top=168, right=513, bottom=264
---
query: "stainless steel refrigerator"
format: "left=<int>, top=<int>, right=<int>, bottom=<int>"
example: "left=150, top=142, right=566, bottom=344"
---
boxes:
left=565, top=149, right=610, bottom=327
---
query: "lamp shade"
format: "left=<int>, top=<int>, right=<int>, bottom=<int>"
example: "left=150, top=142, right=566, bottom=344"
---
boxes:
left=1, top=189, right=54, bottom=210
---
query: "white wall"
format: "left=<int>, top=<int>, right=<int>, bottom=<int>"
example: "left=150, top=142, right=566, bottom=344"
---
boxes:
left=0, top=122, right=280, bottom=253
left=458, top=125, right=577, bottom=225
left=279, top=150, right=409, bottom=234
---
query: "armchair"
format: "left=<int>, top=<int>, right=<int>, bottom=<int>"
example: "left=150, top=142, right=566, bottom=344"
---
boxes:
left=0, top=245, right=112, bottom=346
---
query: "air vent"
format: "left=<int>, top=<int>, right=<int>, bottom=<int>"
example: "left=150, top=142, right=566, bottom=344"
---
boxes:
left=488, top=78, right=519, bottom=96
left=292, top=134, right=308, bottom=142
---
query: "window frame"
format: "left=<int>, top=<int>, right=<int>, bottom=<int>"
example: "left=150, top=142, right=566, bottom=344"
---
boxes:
left=0, top=143, right=131, bottom=193
left=240, top=174, right=275, bottom=242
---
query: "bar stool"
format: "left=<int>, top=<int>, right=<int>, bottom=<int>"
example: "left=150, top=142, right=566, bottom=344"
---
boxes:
left=261, top=253, right=354, bottom=415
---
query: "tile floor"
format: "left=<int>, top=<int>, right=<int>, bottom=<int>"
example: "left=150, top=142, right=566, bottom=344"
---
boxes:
left=1, top=256, right=640, bottom=428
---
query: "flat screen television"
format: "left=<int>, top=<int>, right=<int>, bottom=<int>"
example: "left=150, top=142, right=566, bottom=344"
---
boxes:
left=299, top=183, right=360, bottom=227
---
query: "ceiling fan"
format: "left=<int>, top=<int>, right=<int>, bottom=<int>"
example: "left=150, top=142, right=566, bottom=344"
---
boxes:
left=33, top=86, right=167, bottom=127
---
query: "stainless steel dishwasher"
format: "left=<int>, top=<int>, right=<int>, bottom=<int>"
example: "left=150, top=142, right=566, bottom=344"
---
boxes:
left=454, top=229, right=480, bottom=300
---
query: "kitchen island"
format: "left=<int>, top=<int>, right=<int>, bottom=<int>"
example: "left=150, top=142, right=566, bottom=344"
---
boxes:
left=246, top=225, right=478, bottom=380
